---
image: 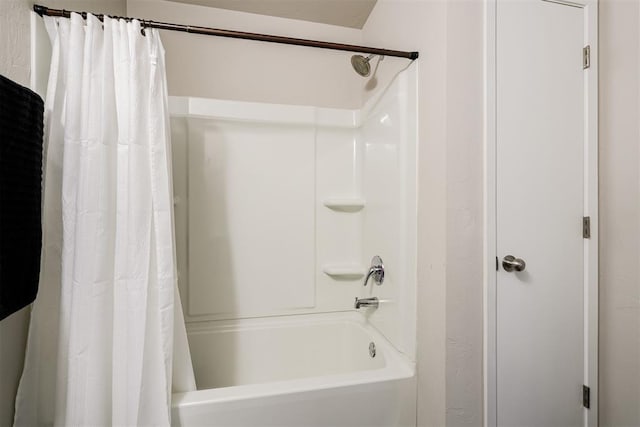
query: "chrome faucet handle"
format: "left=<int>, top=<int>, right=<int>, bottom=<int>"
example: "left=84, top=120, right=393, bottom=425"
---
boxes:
left=363, top=256, right=384, bottom=286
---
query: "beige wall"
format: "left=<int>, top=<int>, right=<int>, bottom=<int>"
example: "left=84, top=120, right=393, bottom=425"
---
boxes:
left=443, top=1, right=484, bottom=425
left=599, top=1, right=640, bottom=425
left=127, top=0, right=364, bottom=108
left=0, top=309, right=29, bottom=427
left=4, top=2, right=639, bottom=427
left=363, top=1, right=484, bottom=426
left=0, top=2, right=126, bottom=426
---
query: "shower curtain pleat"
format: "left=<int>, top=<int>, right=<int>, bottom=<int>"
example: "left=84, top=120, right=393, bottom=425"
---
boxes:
left=14, top=13, right=195, bottom=427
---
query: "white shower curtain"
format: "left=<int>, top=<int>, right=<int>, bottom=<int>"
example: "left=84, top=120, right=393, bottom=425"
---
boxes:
left=14, top=13, right=195, bottom=427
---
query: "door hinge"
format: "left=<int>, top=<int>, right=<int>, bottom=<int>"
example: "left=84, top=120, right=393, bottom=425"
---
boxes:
left=496, top=256, right=499, bottom=271
left=583, top=216, right=591, bottom=239
left=583, top=45, right=591, bottom=69
left=583, top=385, right=591, bottom=409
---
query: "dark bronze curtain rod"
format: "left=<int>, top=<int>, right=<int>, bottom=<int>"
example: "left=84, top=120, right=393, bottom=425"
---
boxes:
left=33, top=4, right=419, bottom=60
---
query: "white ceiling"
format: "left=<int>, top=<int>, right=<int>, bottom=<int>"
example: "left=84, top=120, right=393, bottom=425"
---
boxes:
left=166, top=0, right=377, bottom=29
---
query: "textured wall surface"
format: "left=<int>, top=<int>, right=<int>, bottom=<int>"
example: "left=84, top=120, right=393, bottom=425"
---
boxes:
left=128, top=0, right=364, bottom=108
left=0, top=0, right=31, bottom=86
left=443, top=1, right=484, bottom=425
left=599, top=1, right=640, bottom=425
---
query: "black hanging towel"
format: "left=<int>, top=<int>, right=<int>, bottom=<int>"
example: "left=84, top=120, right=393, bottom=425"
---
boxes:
left=0, top=74, right=44, bottom=321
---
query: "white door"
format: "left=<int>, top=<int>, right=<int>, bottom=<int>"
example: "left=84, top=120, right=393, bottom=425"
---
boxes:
left=495, top=1, right=591, bottom=426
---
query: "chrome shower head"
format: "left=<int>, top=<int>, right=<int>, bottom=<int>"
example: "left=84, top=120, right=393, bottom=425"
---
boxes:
left=351, top=54, right=375, bottom=77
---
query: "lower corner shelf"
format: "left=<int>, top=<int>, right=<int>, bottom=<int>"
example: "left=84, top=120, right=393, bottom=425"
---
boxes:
left=322, top=265, right=365, bottom=280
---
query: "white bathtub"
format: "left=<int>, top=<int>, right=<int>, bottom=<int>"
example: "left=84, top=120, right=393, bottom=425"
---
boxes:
left=171, top=312, right=416, bottom=427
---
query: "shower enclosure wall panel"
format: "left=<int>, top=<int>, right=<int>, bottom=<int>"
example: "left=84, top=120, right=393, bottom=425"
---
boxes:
left=169, top=99, right=366, bottom=321
left=186, top=118, right=316, bottom=317
left=315, top=125, right=366, bottom=308
left=171, top=116, right=189, bottom=311
left=361, top=65, right=418, bottom=358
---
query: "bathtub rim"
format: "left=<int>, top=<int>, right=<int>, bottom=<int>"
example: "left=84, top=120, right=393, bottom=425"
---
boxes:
left=172, top=311, right=415, bottom=408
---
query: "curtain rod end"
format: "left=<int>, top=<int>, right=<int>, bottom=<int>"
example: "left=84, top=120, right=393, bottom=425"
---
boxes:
left=410, top=51, right=419, bottom=60
left=33, top=4, right=46, bottom=16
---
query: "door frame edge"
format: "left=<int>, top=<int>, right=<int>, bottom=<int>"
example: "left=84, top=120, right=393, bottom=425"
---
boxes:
left=482, top=0, right=498, bottom=426
left=583, top=1, right=599, bottom=426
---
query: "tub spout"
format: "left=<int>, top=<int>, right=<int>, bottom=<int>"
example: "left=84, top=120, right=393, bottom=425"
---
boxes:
left=354, top=297, right=379, bottom=309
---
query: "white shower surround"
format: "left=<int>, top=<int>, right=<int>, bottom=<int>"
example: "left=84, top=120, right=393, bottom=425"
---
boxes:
left=169, top=64, right=418, bottom=426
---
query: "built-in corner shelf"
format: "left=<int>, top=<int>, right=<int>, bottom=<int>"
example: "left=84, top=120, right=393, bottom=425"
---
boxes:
left=322, top=265, right=365, bottom=280
left=323, top=198, right=366, bottom=212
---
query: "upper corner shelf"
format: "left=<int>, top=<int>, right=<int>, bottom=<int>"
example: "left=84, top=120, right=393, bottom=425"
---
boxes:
left=323, top=198, right=366, bottom=212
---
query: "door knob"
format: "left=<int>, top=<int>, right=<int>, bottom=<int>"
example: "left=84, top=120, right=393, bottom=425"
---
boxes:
left=502, top=255, right=526, bottom=272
